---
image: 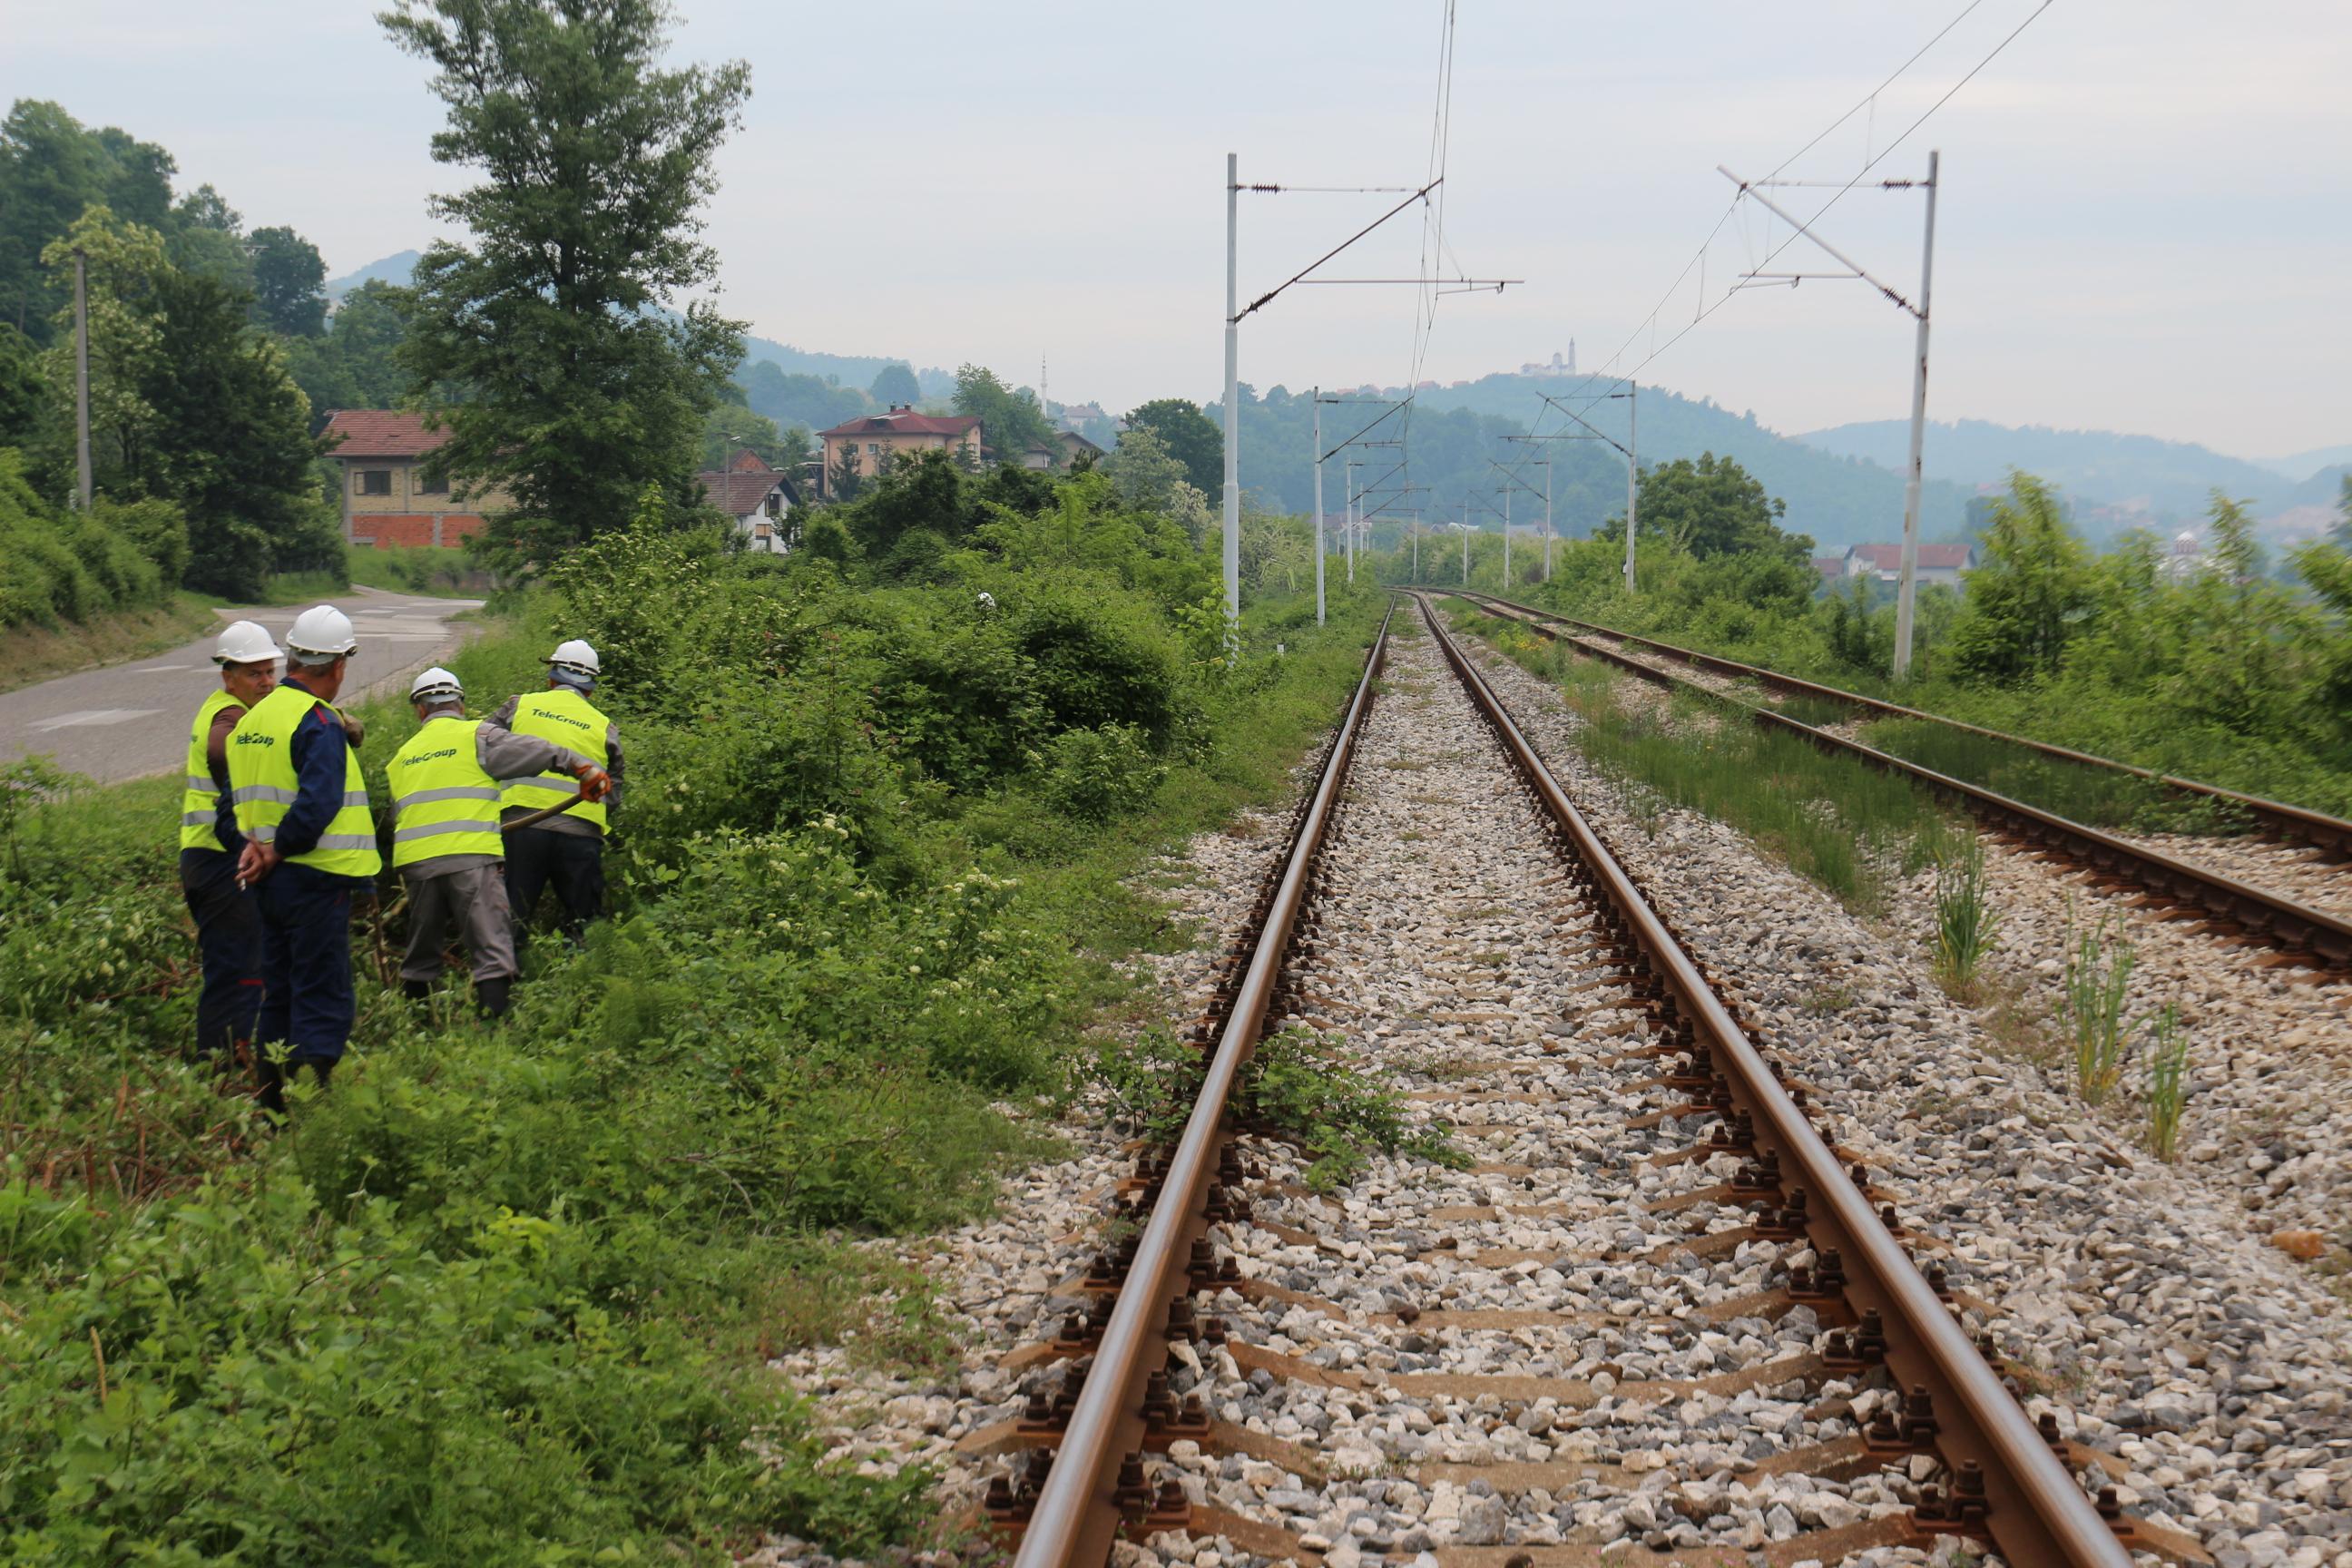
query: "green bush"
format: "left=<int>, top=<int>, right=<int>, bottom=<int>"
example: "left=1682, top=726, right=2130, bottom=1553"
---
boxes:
left=1032, top=722, right=1168, bottom=824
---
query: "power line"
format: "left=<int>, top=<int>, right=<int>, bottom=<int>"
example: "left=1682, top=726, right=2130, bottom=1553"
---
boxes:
left=1489, top=0, right=2053, bottom=510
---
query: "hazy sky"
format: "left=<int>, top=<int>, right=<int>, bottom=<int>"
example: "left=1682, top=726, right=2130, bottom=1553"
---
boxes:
left=14, top=1, right=2348, bottom=457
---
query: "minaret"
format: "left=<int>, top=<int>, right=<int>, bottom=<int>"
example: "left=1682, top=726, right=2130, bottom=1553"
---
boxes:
left=1567, top=338, right=1575, bottom=375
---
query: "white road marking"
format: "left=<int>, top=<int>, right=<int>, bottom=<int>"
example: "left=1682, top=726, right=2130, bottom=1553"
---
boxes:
left=29, top=708, right=165, bottom=731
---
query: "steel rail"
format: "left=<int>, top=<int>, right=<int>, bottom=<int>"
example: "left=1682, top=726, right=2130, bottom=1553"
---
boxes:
left=1465, top=591, right=2352, bottom=858
left=1453, top=593, right=2352, bottom=968
left=1012, top=602, right=1396, bottom=1568
left=1415, top=592, right=2133, bottom=1568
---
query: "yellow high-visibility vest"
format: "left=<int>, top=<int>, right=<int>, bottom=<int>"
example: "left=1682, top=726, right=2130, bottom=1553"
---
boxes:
left=226, top=683, right=382, bottom=877
left=387, top=718, right=505, bottom=869
left=500, top=688, right=610, bottom=834
left=179, top=689, right=244, bottom=853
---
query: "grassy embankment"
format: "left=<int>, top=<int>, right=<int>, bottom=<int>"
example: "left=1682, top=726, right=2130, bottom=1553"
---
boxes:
left=1444, top=599, right=1955, bottom=917
left=0, top=593, right=224, bottom=695
left=0, top=539, right=1387, bottom=1563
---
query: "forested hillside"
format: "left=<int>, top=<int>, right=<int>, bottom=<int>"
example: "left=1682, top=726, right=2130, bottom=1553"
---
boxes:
left=1799, top=415, right=2344, bottom=526
left=1217, top=373, right=1973, bottom=551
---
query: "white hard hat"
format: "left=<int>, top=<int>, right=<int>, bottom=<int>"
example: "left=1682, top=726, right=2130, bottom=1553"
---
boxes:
left=546, top=638, right=600, bottom=677
left=286, top=604, right=358, bottom=659
left=409, top=666, right=464, bottom=704
left=212, top=620, right=281, bottom=666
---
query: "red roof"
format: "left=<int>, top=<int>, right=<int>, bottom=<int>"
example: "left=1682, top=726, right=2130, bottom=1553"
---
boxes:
left=818, top=411, right=980, bottom=440
left=321, top=409, right=450, bottom=458
left=726, top=447, right=770, bottom=472
left=1849, top=543, right=1973, bottom=571
left=696, top=458, right=799, bottom=516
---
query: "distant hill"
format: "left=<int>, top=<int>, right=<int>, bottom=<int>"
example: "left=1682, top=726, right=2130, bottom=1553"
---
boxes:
left=1796, top=416, right=2318, bottom=527
left=320, top=250, right=948, bottom=399
left=1373, top=373, right=1975, bottom=552
left=2252, top=444, right=2352, bottom=482
left=736, top=335, right=950, bottom=398
left=324, top=249, right=421, bottom=301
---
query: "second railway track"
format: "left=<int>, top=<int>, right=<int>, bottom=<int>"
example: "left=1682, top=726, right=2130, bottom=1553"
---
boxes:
left=980, top=597, right=2172, bottom=1568
left=1446, top=591, right=2352, bottom=975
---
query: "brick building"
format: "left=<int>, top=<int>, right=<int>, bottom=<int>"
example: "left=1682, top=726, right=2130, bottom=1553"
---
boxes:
left=816, top=407, right=981, bottom=498
left=322, top=410, right=512, bottom=548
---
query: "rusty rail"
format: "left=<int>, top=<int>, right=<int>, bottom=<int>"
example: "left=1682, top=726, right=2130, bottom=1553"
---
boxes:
left=1415, top=592, right=2135, bottom=1568
left=1009, top=601, right=1395, bottom=1568
left=1451, top=592, right=2352, bottom=969
left=1461, top=590, right=2352, bottom=858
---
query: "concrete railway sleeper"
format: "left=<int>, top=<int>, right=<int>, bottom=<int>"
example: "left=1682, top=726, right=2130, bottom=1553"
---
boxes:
left=1447, top=592, right=2352, bottom=975
left=981, top=596, right=2162, bottom=1568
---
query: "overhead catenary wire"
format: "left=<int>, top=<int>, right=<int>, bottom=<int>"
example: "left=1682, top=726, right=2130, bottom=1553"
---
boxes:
left=1483, top=0, right=2053, bottom=520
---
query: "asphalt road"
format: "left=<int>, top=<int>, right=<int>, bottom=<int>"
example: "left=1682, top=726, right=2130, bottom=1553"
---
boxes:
left=0, top=587, right=486, bottom=785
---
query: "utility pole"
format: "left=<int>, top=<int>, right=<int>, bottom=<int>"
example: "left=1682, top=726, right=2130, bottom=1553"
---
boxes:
left=1894, top=151, right=1940, bottom=680
left=1543, top=457, right=1553, bottom=581
left=1623, top=382, right=1639, bottom=595
left=73, top=248, right=93, bottom=511
left=1462, top=512, right=1470, bottom=585
left=1503, top=486, right=1512, bottom=590
left=1221, top=152, right=1241, bottom=657
left=1311, top=385, right=1325, bottom=626
left=1720, top=154, right=1939, bottom=676
left=1346, top=459, right=1361, bottom=586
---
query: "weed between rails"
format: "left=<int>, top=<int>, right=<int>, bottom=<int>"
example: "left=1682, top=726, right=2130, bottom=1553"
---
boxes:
left=1860, top=718, right=2251, bottom=835
left=1930, top=836, right=2002, bottom=1002
left=1092, top=1027, right=1466, bottom=1193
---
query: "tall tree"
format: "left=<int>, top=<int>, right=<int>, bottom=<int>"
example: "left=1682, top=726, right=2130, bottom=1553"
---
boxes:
left=1122, top=397, right=1222, bottom=497
left=1945, top=470, right=2093, bottom=683
left=36, top=208, right=326, bottom=595
left=0, top=102, right=174, bottom=343
left=139, top=268, right=336, bottom=594
left=952, top=363, right=1052, bottom=462
left=867, top=362, right=919, bottom=406
left=380, top=0, right=753, bottom=561
left=1598, top=452, right=1804, bottom=563
left=248, top=225, right=328, bottom=336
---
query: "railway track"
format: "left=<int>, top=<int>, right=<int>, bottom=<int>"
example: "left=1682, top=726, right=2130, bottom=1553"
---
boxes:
left=1455, top=594, right=2352, bottom=863
left=974, top=596, right=2175, bottom=1568
left=1447, top=591, right=2352, bottom=975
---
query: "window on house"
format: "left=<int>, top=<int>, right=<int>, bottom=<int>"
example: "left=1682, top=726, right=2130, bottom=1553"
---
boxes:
left=416, top=472, right=448, bottom=496
left=867, top=442, right=881, bottom=455
left=356, top=469, right=392, bottom=496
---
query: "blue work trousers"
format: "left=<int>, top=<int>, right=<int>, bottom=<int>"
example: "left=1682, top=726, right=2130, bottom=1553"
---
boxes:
left=254, top=862, right=366, bottom=1064
left=179, top=848, right=262, bottom=1058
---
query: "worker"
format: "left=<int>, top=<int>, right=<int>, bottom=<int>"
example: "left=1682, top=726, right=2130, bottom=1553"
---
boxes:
left=179, top=620, right=280, bottom=1063
left=387, top=666, right=611, bottom=1015
left=228, top=604, right=378, bottom=1111
left=493, top=638, right=622, bottom=944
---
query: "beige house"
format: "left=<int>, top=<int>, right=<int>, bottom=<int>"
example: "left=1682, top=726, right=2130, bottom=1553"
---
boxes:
left=817, top=407, right=981, bottom=497
left=697, top=449, right=803, bottom=554
left=322, top=410, right=513, bottom=549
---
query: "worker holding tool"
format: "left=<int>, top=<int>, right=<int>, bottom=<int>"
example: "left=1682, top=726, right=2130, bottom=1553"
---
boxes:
left=493, top=638, right=622, bottom=944
left=387, top=667, right=610, bottom=1016
left=227, top=604, right=378, bottom=1112
left=178, top=620, right=279, bottom=1063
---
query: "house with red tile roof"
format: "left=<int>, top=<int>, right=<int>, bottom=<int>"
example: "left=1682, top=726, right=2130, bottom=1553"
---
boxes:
left=320, top=410, right=513, bottom=549
left=816, top=406, right=981, bottom=498
left=696, top=451, right=803, bottom=554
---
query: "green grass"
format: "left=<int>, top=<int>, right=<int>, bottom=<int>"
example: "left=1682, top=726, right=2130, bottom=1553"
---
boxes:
left=254, top=566, right=354, bottom=604
left=1449, top=602, right=1953, bottom=915
left=0, top=591, right=220, bottom=694
left=0, top=577, right=1391, bottom=1563
left=1858, top=717, right=2239, bottom=834
left=345, top=544, right=495, bottom=598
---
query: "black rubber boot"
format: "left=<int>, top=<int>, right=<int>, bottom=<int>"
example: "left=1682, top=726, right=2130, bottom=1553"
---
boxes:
left=254, top=1054, right=287, bottom=1115
left=308, top=1058, right=335, bottom=1092
left=401, top=979, right=431, bottom=1003
left=475, top=975, right=514, bottom=1019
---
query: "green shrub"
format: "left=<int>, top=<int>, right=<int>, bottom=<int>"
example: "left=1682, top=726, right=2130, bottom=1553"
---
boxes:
left=1033, top=722, right=1167, bottom=823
